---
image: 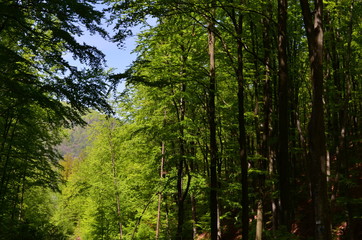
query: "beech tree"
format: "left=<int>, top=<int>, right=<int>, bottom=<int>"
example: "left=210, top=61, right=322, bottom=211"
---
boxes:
left=300, top=0, right=331, bottom=239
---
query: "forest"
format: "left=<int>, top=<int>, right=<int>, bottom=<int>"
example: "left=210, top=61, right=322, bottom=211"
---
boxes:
left=0, top=0, right=361, bottom=239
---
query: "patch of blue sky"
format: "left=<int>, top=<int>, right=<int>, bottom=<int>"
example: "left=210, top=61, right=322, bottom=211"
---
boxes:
left=63, top=3, right=157, bottom=93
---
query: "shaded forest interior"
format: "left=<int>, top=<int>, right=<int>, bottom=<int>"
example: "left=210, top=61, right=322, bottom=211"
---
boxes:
left=0, top=0, right=361, bottom=239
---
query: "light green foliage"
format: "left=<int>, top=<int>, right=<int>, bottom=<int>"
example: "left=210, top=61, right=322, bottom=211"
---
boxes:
left=53, top=112, right=159, bottom=239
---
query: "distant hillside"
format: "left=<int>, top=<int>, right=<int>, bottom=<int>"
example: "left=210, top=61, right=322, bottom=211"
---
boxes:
left=57, top=112, right=103, bottom=158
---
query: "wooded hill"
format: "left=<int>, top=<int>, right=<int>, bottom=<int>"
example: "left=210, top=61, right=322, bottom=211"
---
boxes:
left=0, top=0, right=361, bottom=240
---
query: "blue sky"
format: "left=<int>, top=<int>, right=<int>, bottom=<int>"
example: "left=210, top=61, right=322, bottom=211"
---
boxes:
left=64, top=2, right=146, bottom=74
left=63, top=27, right=138, bottom=93
left=64, top=4, right=157, bottom=92
left=68, top=24, right=140, bottom=74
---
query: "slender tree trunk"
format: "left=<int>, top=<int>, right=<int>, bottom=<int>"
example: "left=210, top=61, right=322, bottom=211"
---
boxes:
left=176, top=79, right=188, bottom=239
left=270, top=72, right=280, bottom=233
left=207, top=2, right=219, bottom=239
left=108, top=121, right=122, bottom=240
left=250, top=21, right=261, bottom=154
left=0, top=112, right=13, bottom=161
left=156, top=175, right=162, bottom=239
left=176, top=130, right=185, bottom=239
left=235, top=7, right=249, bottom=240
left=300, top=0, right=331, bottom=239
left=190, top=194, right=197, bottom=239
left=250, top=19, right=264, bottom=240
left=277, top=0, right=291, bottom=230
left=255, top=200, right=263, bottom=240
left=339, top=3, right=355, bottom=238
left=213, top=4, right=249, bottom=238
left=171, top=39, right=191, bottom=239
left=325, top=9, right=343, bottom=225
left=0, top=118, right=18, bottom=204
left=190, top=142, right=198, bottom=239
left=261, top=9, right=277, bottom=233
left=165, top=195, right=171, bottom=240
left=18, top=163, right=27, bottom=221
left=156, top=141, right=165, bottom=239
left=112, top=158, right=123, bottom=239
left=208, top=18, right=219, bottom=240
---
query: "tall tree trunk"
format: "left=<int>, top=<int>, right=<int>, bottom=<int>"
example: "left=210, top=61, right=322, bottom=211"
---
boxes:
left=250, top=19, right=264, bottom=240
left=208, top=3, right=219, bottom=238
left=191, top=194, right=197, bottom=239
left=221, top=3, right=249, bottom=238
left=18, top=160, right=27, bottom=221
left=175, top=41, right=190, bottom=239
left=108, top=122, right=122, bottom=240
left=0, top=112, right=13, bottom=161
left=0, top=118, right=18, bottom=205
left=300, top=0, right=331, bottom=239
left=261, top=8, right=278, bottom=232
left=190, top=142, right=198, bottom=239
left=277, top=0, right=291, bottom=230
left=236, top=7, right=249, bottom=240
left=325, top=9, right=343, bottom=226
left=176, top=83, right=187, bottom=240
left=156, top=141, right=165, bottom=239
left=339, top=3, right=355, bottom=238
left=255, top=201, right=263, bottom=240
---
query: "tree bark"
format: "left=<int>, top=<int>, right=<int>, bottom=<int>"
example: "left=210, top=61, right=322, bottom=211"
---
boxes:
left=250, top=18, right=264, bottom=240
left=190, top=142, right=198, bottom=239
left=236, top=9, right=249, bottom=240
left=277, top=0, right=291, bottom=230
left=108, top=121, right=123, bottom=240
left=176, top=83, right=187, bottom=240
left=255, top=200, right=263, bottom=240
left=156, top=141, right=165, bottom=239
left=208, top=5, right=219, bottom=239
left=0, top=118, right=18, bottom=205
left=174, top=42, right=190, bottom=240
left=300, top=0, right=331, bottom=239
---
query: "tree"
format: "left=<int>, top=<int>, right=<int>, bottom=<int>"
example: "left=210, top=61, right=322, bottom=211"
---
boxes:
left=300, top=0, right=331, bottom=239
left=277, top=0, right=291, bottom=230
left=0, top=104, right=64, bottom=238
left=0, top=0, right=115, bottom=237
left=207, top=1, right=220, bottom=239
